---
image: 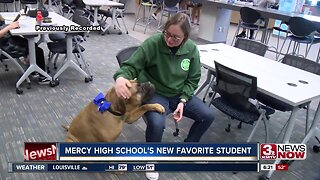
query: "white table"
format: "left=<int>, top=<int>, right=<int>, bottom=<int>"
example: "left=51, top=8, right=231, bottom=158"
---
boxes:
left=197, top=43, right=320, bottom=178
left=4, top=12, right=89, bottom=92
left=199, top=0, right=320, bottom=43
left=83, top=0, right=125, bottom=34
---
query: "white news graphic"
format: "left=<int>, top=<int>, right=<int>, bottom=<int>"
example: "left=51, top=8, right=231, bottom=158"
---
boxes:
left=260, top=144, right=306, bottom=160
left=260, top=164, right=275, bottom=171
left=117, top=164, right=127, bottom=171
left=146, top=164, right=155, bottom=171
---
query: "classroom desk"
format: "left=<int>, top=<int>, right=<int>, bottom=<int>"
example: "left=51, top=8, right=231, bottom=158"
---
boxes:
left=4, top=12, right=89, bottom=93
left=199, top=0, right=320, bottom=43
left=82, top=0, right=125, bottom=34
left=197, top=43, right=320, bottom=179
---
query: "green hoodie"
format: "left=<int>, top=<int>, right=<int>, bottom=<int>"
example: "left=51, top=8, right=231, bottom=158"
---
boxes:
left=113, top=33, right=201, bottom=101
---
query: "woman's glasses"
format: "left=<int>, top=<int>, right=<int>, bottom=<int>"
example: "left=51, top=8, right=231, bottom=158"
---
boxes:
left=163, top=30, right=183, bottom=42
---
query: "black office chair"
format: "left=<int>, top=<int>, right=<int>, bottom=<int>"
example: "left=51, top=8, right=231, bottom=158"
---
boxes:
left=278, top=17, right=320, bottom=59
left=204, top=38, right=268, bottom=104
left=0, top=0, right=15, bottom=11
left=96, top=0, right=128, bottom=35
left=256, top=55, right=320, bottom=144
left=157, top=0, right=181, bottom=30
left=116, top=46, right=180, bottom=137
left=268, top=21, right=289, bottom=60
left=234, top=38, right=269, bottom=56
left=116, top=46, right=139, bottom=65
left=133, top=0, right=158, bottom=34
left=232, top=7, right=268, bottom=45
left=280, top=54, right=320, bottom=135
left=60, top=0, right=76, bottom=19
left=47, top=9, right=93, bottom=82
left=211, top=61, right=274, bottom=143
left=0, top=48, right=31, bottom=93
left=20, top=0, right=37, bottom=10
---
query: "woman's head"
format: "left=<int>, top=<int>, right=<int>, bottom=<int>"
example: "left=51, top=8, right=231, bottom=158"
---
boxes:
left=162, top=13, right=191, bottom=47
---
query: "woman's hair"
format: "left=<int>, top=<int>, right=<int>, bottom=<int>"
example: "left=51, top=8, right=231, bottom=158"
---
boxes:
left=162, top=13, right=191, bottom=44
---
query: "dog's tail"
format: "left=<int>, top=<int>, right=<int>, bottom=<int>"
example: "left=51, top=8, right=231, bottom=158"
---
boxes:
left=61, top=124, right=70, bottom=131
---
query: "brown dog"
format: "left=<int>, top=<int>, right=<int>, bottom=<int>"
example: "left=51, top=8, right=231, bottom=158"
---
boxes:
left=63, top=80, right=165, bottom=142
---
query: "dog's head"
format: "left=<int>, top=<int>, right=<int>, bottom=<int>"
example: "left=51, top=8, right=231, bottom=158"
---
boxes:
left=106, top=80, right=155, bottom=115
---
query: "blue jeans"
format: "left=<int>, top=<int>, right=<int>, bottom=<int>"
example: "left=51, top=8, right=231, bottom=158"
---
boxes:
left=144, top=93, right=214, bottom=142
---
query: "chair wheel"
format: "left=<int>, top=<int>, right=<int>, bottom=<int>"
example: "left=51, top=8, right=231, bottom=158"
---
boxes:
left=26, top=83, right=31, bottom=89
left=118, top=32, right=122, bottom=35
left=173, top=129, right=179, bottom=136
left=85, top=77, right=91, bottom=83
left=126, top=31, right=128, bottom=34
left=237, top=122, right=242, bottom=129
left=16, top=88, right=23, bottom=94
left=50, top=79, right=59, bottom=87
left=225, top=127, right=230, bottom=132
left=202, top=98, right=206, bottom=103
left=313, top=145, right=320, bottom=153
left=208, top=92, right=213, bottom=97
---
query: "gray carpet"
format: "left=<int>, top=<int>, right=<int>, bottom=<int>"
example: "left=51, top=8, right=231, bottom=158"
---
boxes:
left=0, top=31, right=320, bottom=180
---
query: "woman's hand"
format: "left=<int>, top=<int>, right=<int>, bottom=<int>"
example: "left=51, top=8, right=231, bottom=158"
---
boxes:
left=8, top=21, right=19, bottom=30
left=173, top=102, right=184, bottom=121
left=115, top=77, right=132, bottom=99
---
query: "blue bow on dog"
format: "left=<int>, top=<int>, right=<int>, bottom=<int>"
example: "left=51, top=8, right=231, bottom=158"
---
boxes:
left=93, top=92, right=111, bottom=113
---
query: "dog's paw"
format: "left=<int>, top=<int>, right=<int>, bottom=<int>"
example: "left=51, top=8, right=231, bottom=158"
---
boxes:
left=153, top=103, right=165, bottom=113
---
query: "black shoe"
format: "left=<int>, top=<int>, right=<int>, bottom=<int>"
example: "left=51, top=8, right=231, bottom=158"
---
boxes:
left=236, top=32, right=246, bottom=38
left=38, top=76, right=51, bottom=85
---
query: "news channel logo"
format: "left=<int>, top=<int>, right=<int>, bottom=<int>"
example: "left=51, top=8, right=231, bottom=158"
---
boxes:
left=260, top=144, right=306, bottom=160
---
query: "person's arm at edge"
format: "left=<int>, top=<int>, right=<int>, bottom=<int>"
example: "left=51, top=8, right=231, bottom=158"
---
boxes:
left=0, top=21, right=19, bottom=38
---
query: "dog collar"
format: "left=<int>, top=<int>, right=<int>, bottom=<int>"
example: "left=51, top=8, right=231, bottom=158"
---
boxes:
left=93, top=92, right=111, bottom=113
left=93, top=92, right=124, bottom=117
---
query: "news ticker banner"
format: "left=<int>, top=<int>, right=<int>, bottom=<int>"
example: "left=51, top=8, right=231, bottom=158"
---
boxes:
left=24, top=143, right=257, bottom=161
left=9, top=162, right=258, bottom=172
left=24, top=143, right=307, bottom=162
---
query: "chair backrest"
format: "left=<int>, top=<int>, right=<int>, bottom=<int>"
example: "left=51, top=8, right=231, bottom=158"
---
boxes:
left=72, top=9, right=89, bottom=25
left=20, top=0, right=37, bottom=4
left=164, top=0, right=179, bottom=8
left=281, top=54, right=320, bottom=75
left=234, top=38, right=268, bottom=56
left=240, top=7, right=261, bottom=24
left=116, top=46, right=139, bottom=66
left=0, top=0, right=14, bottom=3
left=61, top=0, right=74, bottom=6
left=72, top=9, right=90, bottom=37
left=214, top=61, right=257, bottom=110
left=288, top=17, right=317, bottom=37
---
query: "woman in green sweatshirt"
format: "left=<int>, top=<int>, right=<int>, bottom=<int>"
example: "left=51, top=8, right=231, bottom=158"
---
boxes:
left=113, top=13, right=214, bottom=143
